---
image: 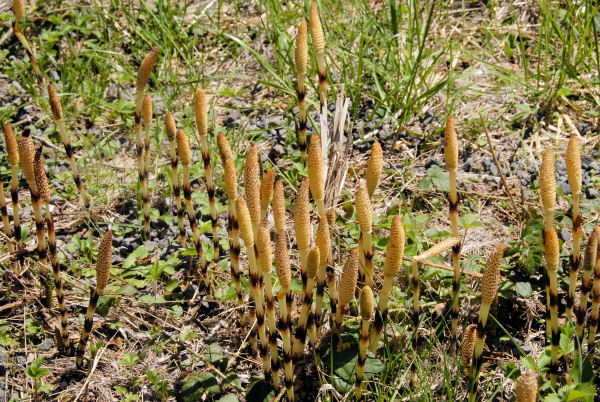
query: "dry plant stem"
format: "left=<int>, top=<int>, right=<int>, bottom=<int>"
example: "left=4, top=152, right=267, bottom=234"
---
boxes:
left=4, top=125, right=21, bottom=245
left=588, top=235, right=600, bottom=350
left=48, top=85, right=90, bottom=209
left=575, top=230, right=597, bottom=348
left=46, top=209, right=69, bottom=353
left=0, top=180, right=15, bottom=270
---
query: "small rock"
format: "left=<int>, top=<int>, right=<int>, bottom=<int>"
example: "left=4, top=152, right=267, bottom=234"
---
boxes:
left=15, top=355, right=26, bottom=365
left=560, top=228, right=572, bottom=242
left=38, top=338, right=53, bottom=352
left=586, top=187, right=598, bottom=199
left=558, top=181, right=571, bottom=195
left=143, top=241, right=156, bottom=253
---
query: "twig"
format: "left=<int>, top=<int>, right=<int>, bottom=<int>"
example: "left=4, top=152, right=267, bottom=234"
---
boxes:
left=478, top=112, right=520, bottom=218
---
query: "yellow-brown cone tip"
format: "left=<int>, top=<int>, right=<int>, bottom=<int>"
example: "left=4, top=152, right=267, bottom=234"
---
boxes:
left=309, top=2, right=325, bottom=54
left=540, top=145, right=556, bottom=213
left=294, top=179, right=311, bottom=251
left=48, top=84, right=63, bottom=121
left=217, top=132, right=233, bottom=162
left=307, top=135, right=324, bottom=202
left=96, top=230, right=113, bottom=291
left=18, top=134, right=36, bottom=188
left=260, top=170, right=276, bottom=214
left=136, top=47, right=159, bottom=93
left=257, top=222, right=273, bottom=273
left=195, top=88, right=207, bottom=136
left=566, top=134, right=581, bottom=195
left=366, top=141, right=383, bottom=198
left=33, top=147, right=51, bottom=204
left=165, top=112, right=176, bottom=142
left=307, top=246, right=320, bottom=279
left=359, top=286, right=374, bottom=320
left=4, top=125, right=18, bottom=166
left=315, top=215, right=330, bottom=264
left=460, top=324, right=477, bottom=372
left=514, top=372, right=538, bottom=402
left=444, top=115, right=458, bottom=170
left=339, top=248, right=359, bottom=307
left=295, top=20, right=308, bottom=74
left=13, top=0, right=25, bottom=22
left=583, top=230, right=598, bottom=272
left=237, top=196, right=254, bottom=246
left=273, top=180, right=286, bottom=232
left=416, top=236, right=461, bottom=261
left=355, top=179, right=372, bottom=232
left=244, top=144, right=261, bottom=226
left=481, top=243, right=506, bottom=305
left=176, top=130, right=191, bottom=166
left=142, top=94, right=153, bottom=127
left=383, top=215, right=405, bottom=277
left=543, top=227, right=560, bottom=272
left=275, top=229, right=291, bottom=288
left=224, top=158, right=238, bottom=201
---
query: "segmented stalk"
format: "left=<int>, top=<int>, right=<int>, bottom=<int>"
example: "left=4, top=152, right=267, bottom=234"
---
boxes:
left=4, top=125, right=21, bottom=246
left=307, top=135, right=325, bottom=215
left=540, top=145, right=556, bottom=341
left=48, top=84, right=90, bottom=209
left=369, top=215, right=404, bottom=353
left=195, top=88, right=220, bottom=259
left=575, top=230, right=597, bottom=348
left=335, top=249, right=359, bottom=336
left=588, top=227, right=600, bottom=351
left=0, top=180, right=15, bottom=269
left=76, top=230, right=112, bottom=368
left=514, top=372, right=538, bottom=402
left=315, top=215, right=330, bottom=334
left=238, top=196, right=271, bottom=383
left=141, top=94, right=152, bottom=236
left=309, top=2, right=327, bottom=108
left=34, top=146, right=52, bottom=307
left=257, top=223, right=279, bottom=388
left=164, top=112, right=186, bottom=246
left=177, top=129, right=211, bottom=294
left=293, top=246, right=319, bottom=362
left=275, top=229, right=294, bottom=401
left=445, top=115, right=461, bottom=355
left=325, top=208, right=338, bottom=324
left=356, top=180, right=373, bottom=288
left=356, top=286, right=374, bottom=399
left=295, top=19, right=308, bottom=160
left=295, top=179, right=311, bottom=290
left=566, top=136, right=582, bottom=322
left=543, top=227, right=560, bottom=387
left=469, top=243, right=505, bottom=402
left=461, top=324, right=477, bottom=374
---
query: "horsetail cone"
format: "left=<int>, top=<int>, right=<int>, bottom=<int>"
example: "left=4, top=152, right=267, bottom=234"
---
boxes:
left=365, top=141, right=383, bottom=198
left=224, top=158, right=238, bottom=201
left=176, top=130, right=191, bottom=166
left=295, top=179, right=311, bottom=278
left=576, top=230, right=598, bottom=345
left=315, top=214, right=330, bottom=332
left=194, top=88, right=208, bottom=136
left=566, top=135, right=581, bottom=196
left=96, top=231, right=113, bottom=291
left=539, top=145, right=556, bottom=224
left=18, top=134, right=37, bottom=190
left=4, top=125, right=18, bottom=166
left=237, top=196, right=253, bottom=247
left=273, top=180, right=286, bottom=232
left=33, top=147, right=51, bottom=204
left=339, top=249, right=359, bottom=307
left=48, top=84, right=63, bottom=121
left=217, top=132, right=233, bottom=163
left=307, top=246, right=319, bottom=280
left=244, top=145, right=261, bottom=230
left=275, top=229, right=291, bottom=288
left=309, top=2, right=325, bottom=54
left=165, top=112, right=176, bottom=141
left=444, top=116, right=458, bottom=170
left=544, top=227, right=560, bottom=272
left=295, top=19, right=308, bottom=77
left=135, top=47, right=159, bottom=104
left=461, top=324, right=477, bottom=374
left=260, top=170, right=275, bottom=220
left=360, top=286, right=374, bottom=321
left=142, top=94, right=152, bottom=127
left=355, top=180, right=372, bottom=232
left=307, top=135, right=325, bottom=213
left=514, top=372, right=538, bottom=402
left=257, top=223, right=272, bottom=273
left=13, top=0, right=25, bottom=23
left=416, top=237, right=462, bottom=261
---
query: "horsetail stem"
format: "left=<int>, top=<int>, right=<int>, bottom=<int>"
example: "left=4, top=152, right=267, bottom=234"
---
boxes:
left=273, top=180, right=286, bottom=233
left=12, top=0, right=44, bottom=86
left=13, top=0, right=25, bottom=27
left=48, top=84, right=90, bottom=209
left=0, top=180, right=15, bottom=270
left=461, top=324, right=477, bottom=374
left=224, top=157, right=244, bottom=332
left=369, top=214, right=404, bottom=353
left=575, top=230, right=597, bottom=349
left=445, top=115, right=461, bottom=355
left=275, top=229, right=294, bottom=401
left=308, top=135, right=325, bottom=215
left=543, top=226, right=560, bottom=387
left=177, top=129, right=211, bottom=293
left=469, top=243, right=505, bottom=402
left=164, top=112, right=186, bottom=246
left=141, top=94, right=152, bottom=236
left=293, top=246, right=319, bottom=363
left=588, top=227, right=600, bottom=351
left=195, top=88, right=220, bottom=259
left=355, top=285, right=374, bottom=399
left=4, top=125, right=21, bottom=246
left=257, top=222, right=280, bottom=389
left=514, top=372, right=538, bottom=402
left=309, top=2, right=327, bottom=108
left=76, top=230, right=112, bottom=368
left=295, top=179, right=311, bottom=290
left=335, top=248, right=359, bottom=336
left=295, top=19, right=308, bottom=160
left=34, top=146, right=54, bottom=309
left=325, top=207, right=338, bottom=325
left=314, top=215, right=330, bottom=334
left=365, top=141, right=383, bottom=199
left=356, top=180, right=373, bottom=288
left=566, top=136, right=582, bottom=323
left=238, top=195, right=271, bottom=382
left=260, top=169, right=275, bottom=221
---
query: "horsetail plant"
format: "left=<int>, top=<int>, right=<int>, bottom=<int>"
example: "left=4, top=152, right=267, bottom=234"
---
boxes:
left=48, top=84, right=90, bottom=209
left=309, top=2, right=327, bottom=108
left=217, top=131, right=233, bottom=163
left=356, top=180, right=374, bottom=288
left=273, top=180, right=286, bottom=232
left=355, top=285, right=374, bottom=399
left=295, top=19, right=308, bottom=160
left=543, top=226, right=560, bottom=387
left=295, top=179, right=311, bottom=289
left=177, top=129, right=210, bottom=293
left=257, top=222, right=279, bottom=388
left=514, top=372, right=538, bottom=402
left=293, top=246, right=320, bottom=362
left=365, top=141, right=383, bottom=199
left=325, top=207, right=338, bottom=325
left=237, top=196, right=271, bottom=382
left=308, top=134, right=325, bottom=215
left=369, top=215, right=404, bottom=353
left=335, top=248, right=359, bottom=338
left=445, top=115, right=461, bottom=355
left=275, top=229, right=294, bottom=401
left=469, top=243, right=506, bottom=402
left=566, top=135, right=582, bottom=321
left=76, top=230, right=112, bottom=369
left=314, top=215, right=330, bottom=334
left=460, top=323, right=477, bottom=374
left=141, top=94, right=153, bottom=235
left=0, top=179, right=15, bottom=270
left=224, top=157, right=244, bottom=332
left=589, top=227, right=600, bottom=351
left=4, top=125, right=21, bottom=246
left=195, top=88, right=220, bottom=259
left=260, top=170, right=275, bottom=221
left=12, top=0, right=45, bottom=88
left=575, top=230, right=597, bottom=349
left=33, top=146, right=53, bottom=307
left=164, top=112, right=186, bottom=246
